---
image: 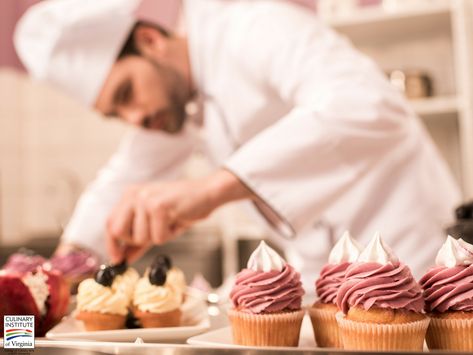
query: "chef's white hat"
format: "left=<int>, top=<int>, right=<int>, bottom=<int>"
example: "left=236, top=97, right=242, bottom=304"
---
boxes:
left=14, top=0, right=141, bottom=107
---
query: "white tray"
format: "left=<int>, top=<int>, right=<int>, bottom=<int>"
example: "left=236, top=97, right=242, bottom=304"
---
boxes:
left=187, top=314, right=316, bottom=348
left=47, top=295, right=210, bottom=342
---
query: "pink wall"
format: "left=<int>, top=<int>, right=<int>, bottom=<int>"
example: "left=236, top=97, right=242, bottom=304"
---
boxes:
left=0, top=0, right=316, bottom=70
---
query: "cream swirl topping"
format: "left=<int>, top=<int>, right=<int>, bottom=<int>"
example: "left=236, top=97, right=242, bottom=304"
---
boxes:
left=22, top=269, right=49, bottom=316
left=133, top=277, right=181, bottom=313
left=435, top=236, right=473, bottom=267
left=112, top=267, right=139, bottom=301
left=328, top=231, right=362, bottom=264
left=247, top=241, right=285, bottom=272
left=336, top=262, right=424, bottom=314
left=76, top=278, right=128, bottom=315
left=358, top=232, right=399, bottom=265
left=420, top=264, right=473, bottom=312
left=166, top=267, right=186, bottom=302
left=230, top=264, right=304, bottom=314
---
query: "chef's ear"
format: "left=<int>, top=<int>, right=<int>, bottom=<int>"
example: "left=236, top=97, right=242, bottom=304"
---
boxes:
left=133, top=25, right=168, bottom=61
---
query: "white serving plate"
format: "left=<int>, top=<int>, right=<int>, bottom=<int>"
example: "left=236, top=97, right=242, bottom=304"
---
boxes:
left=187, top=314, right=316, bottom=348
left=47, top=294, right=210, bottom=342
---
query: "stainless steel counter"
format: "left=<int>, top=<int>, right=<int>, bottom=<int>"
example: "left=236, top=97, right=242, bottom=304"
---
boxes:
left=1, top=341, right=471, bottom=355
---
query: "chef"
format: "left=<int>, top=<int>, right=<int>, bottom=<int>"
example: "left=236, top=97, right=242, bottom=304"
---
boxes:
left=15, top=0, right=460, bottom=284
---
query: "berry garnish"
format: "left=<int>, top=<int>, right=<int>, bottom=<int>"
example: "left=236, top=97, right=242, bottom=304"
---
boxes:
left=148, top=265, right=167, bottom=286
left=95, top=265, right=116, bottom=287
left=152, top=255, right=171, bottom=270
left=111, top=260, right=127, bottom=275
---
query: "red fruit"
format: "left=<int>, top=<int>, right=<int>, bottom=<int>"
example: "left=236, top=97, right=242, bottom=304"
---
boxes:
left=40, top=269, right=70, bottom=334
left=0, top=273, right=40, bottom=334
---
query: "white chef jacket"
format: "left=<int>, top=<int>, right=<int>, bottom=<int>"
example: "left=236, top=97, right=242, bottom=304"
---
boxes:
left=63, top=0, right=461, bottom=285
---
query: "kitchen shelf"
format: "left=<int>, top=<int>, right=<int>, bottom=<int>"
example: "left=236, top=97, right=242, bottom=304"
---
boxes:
left=410, top=95, right=459, bottom=117
left=328, top=3, right=452, bottom=42
left=320, top=0, right=473, bottom=196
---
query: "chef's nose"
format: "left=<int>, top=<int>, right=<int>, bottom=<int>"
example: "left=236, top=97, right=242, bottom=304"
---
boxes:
left=117, top=106, right=146, bottom=127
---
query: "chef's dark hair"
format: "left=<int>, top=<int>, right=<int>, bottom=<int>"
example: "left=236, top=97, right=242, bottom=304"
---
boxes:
left=118, top=21, right=171, bottom=59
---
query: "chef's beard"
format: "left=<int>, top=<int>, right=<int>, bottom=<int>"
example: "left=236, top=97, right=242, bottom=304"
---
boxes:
left=150, top=59, right=190, bottom=134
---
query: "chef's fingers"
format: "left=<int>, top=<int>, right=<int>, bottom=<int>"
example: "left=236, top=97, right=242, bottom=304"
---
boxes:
left=106, top=232, right=126, bottom=264
left=150, top=209, right=169, bottom=245
left=170, top=220, right=191, bottom=238
left=107, top=203, right=134, bottom=241
left=133, top=204, right=150, bottom=246
left=124, top=244, right=151, bottom=263
left=106, top=205, right=135, bottom=264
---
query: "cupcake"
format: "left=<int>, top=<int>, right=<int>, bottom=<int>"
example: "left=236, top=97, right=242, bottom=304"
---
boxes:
left=228, top=241, right=305, bottom=347
left=310, top=231, right=361, bottom=348
left=75, top=265, right=128, bottom=331
left=420, top=236, right=473, bottom=351
left=132, top=255, right=182, bottom=328
left=336, top=232, right=429, bottom=351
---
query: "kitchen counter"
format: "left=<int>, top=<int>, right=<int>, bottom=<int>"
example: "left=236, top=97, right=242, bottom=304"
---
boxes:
left=2, top=341, right=471, bottom=355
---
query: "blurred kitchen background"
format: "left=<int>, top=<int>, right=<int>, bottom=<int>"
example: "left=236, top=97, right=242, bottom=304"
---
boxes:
left=1, top=0, right=473, bottom=286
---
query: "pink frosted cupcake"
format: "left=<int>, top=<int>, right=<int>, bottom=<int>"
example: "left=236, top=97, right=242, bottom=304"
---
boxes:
left=336, top=232, right=429, bottom=351
left=229, top=241, right=304, bottom=347
left=420, top=236, right=473, bottom=351
left=310, top=231, right=361, bottom=348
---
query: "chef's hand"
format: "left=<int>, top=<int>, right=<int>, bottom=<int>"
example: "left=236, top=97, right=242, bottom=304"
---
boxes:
left=106, top=169, right=253, bottom=263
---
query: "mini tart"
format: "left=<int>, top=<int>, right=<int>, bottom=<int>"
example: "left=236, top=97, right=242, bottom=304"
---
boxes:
left=336, top=306, right=430, bottom=351
left=75, top=276, right=128, bottom=331
left=132, top=306, right=181, bottom=328
left=308, top=302, right=341, bottom=348
left=75, top=311, right=126, bottom=331
left=228, top=308, right=305, bottom=347
left=426, top=311, right=473, bottom=350
left=131, top=272, right=182, bottom=328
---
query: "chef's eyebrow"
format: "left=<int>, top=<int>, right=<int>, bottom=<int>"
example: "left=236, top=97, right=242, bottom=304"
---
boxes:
left=104, top=79, right=132, bottom=118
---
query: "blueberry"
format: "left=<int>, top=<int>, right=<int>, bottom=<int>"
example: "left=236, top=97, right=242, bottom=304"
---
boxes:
left=148, top=265, right=167, bottom=286
left=95, top=265, right=116, bottom=287
left=111, top=260, right=128, bottom=275
left=152, top=255, right=171, bottom=270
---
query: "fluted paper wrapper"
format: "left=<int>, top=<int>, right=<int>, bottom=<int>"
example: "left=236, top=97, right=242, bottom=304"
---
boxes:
left=336, top=312, right=430, bottom=351
left=426, top=316, right=473, bottom=351
left=308, top=306, right=342, bottom=348
left=228, top=309, right=304, bottom=347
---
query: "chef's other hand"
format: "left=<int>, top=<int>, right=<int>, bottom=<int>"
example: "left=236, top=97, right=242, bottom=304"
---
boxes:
left=106, top=169, right=253, bottom=263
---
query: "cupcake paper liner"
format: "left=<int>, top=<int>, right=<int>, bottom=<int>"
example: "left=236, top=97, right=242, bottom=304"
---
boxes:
left=75, top=311, right=126, bottom=331
left=228, top=309, right=304, bottom=347
left=336, top=312, right=430, bottom=351
left=426, top=316, right=473, bottom=351
left=132, top=307, right=182, bottom=328
left=308, top=306, right=342, bottom=348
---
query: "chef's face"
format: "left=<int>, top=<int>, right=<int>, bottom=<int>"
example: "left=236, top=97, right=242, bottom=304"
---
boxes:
left=95, top=55, right=188, bottom=133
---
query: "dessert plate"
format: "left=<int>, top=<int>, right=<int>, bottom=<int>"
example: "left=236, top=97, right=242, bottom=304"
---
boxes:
left=187, top=315, right=316, bottom=348
left=46, top=294, right=210, bottom=342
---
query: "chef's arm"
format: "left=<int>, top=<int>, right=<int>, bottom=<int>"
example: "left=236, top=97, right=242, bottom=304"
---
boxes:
left=224, top=2, right=411, bottom=237
left=59, top=126, right=196, bottom=261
